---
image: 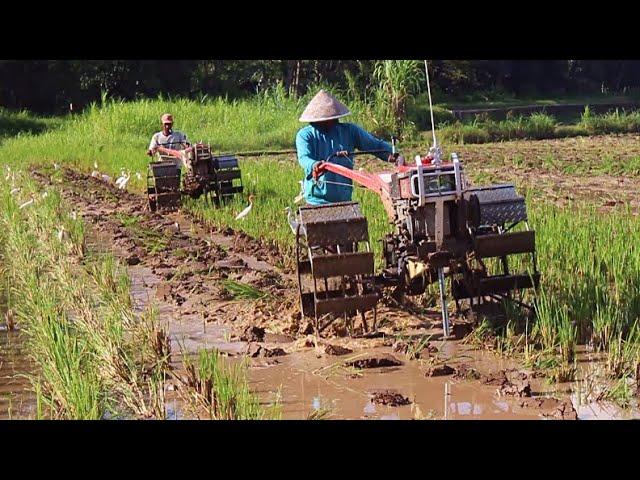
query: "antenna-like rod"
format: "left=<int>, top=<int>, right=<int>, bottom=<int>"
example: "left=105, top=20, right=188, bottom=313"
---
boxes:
left=424, top=60, right=437, bottom=149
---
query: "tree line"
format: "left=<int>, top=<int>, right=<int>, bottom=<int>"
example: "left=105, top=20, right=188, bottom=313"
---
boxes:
left=2, top=60, right=640, bottom=114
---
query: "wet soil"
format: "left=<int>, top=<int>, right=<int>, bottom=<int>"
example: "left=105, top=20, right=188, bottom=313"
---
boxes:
left=0, top=328, right=36, bottom=419
left=16, top=165, right=638, bottom=420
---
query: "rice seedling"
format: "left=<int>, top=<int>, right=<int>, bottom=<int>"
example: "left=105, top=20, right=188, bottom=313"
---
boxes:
left=178, top=349, right=278, bottom=420
left=306, top=405, right=334, bottom=420
left=221, top=279, right=270, bottom=300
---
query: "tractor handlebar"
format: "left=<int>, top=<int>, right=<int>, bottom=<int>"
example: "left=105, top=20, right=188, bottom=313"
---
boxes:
left=312, top=149, right=402, bottom=180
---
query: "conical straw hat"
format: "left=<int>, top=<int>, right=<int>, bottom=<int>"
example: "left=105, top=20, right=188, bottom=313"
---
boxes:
left=299, top=89, right=351, bottom=122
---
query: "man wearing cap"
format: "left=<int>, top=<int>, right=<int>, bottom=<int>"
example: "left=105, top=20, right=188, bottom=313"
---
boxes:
left=296, top=90, right=396, bottom=206
left=147, top=113, right=190, bottom=157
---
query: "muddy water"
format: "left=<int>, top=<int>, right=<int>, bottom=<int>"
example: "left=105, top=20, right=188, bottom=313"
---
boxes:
left=0, top=328, right=36, bottom=419
left=248, top=345, right=640, bottom=420
left=249, top=348, right=541, bottom=420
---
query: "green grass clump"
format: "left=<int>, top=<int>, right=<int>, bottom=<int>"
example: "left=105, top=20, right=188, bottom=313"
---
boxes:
left=221, top=279, right=270, bottom=300
left=579, top=106, right=640, bottom=135
left=181, top=349, right=280, bottom=420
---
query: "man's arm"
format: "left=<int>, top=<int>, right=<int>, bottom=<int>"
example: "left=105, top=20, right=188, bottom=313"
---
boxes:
left=147, top=133, right=158, bottom=156
left=296, top=129, right=320, bottom=180
left=352, top=124, right=393, bottom=162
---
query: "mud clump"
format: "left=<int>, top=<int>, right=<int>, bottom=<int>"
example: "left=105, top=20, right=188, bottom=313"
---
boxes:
left=346, top=355, right=403, bottom=369
left=369, top=390, right=411, bottom=407
left=298, top=320, right=315, bottom=336
left=541, top=400, right=578, bottom=420
left=482, top=370, right=510, bottom=386
left=324, top=344, right=353, bottom=356
left=452, top=322, right=474, bottom=339
left=391, top=341, right=408, bottom=354
left=499, top=379, right=532, bottom=397
left=453, top=364, right=482, bottom=380
left=425, top=364, right=455, bottom=377
left=263, top=347, right=287, bottom=358
left=246, top=343, right=263, bottom=358
left=486, top=370, right=532, bottom=397
left=392, top=340, right=437, bottom=360
left=126, top=255, right=141, bottom=266
left=241, top=326, right=265, bottom=343
left=294, top=336, right=317, bottom=349
left=245, top=343, right=286, bottom=358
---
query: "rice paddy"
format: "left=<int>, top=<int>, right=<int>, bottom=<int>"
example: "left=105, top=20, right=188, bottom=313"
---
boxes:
left=1, top=95, right=640, bottom=418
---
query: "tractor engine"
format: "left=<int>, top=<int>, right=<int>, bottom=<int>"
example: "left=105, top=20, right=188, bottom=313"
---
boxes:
left=381, top=159, right=538, bottom=304
left=293, top=150, right=539, bottom=337
left=147, top=143, right=243, bottom=211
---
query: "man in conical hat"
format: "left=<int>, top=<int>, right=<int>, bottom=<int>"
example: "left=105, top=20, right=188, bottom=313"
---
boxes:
left=296, top=89, right=395, bottom=205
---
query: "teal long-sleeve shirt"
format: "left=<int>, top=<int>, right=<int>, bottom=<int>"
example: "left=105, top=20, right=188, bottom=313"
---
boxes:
left=295, top=122, right=393, bottom=205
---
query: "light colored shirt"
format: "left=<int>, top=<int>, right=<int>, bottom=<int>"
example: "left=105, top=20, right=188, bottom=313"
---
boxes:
left=296, top=122, right=392, bottom=205
left=148, top=130, right=189, bottom=151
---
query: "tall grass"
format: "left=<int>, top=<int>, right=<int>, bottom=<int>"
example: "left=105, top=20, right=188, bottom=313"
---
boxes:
left=439, top=107, right=640, bottom=144
left=580, top=105, right=640, bottom=135
left=0, top=172, right=169, bottom=418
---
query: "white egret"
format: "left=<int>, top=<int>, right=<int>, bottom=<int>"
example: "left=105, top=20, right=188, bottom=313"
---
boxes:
left=19, top=199, right=34, bottom=209
left=235, top=195, right=255, bottom=221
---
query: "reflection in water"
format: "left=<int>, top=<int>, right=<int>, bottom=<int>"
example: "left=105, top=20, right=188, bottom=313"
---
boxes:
left=457, top=402, right=472, bottom=416
left=380, top=412, right=400, bottom=420
left=363, top=401, right=376, bottom=415
left=444, top=382, right=450, bottom=420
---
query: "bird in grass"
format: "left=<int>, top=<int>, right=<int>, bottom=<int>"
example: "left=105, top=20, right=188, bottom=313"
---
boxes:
left=235, top=195, right=255, bottom=221
left=294, top=180, right=304, bottom=204
left=284, top=207, right=302, bottom=235
left=19, top=199, right=34, bottom=209
left=5, top=309, right=15, bottom=331
left=10, top=188, right=20, bottom=195
left=94, top=161, right=98, bottom=169
left=136, top=172, right=142, bottom=181
left=115, top=170, right=131, bottom=190
left=57, top=226, right=69, bottom=242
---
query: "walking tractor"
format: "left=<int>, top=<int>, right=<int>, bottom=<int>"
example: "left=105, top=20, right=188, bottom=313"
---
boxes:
left=293, top=145, right=540, bottom=336
left=147, top=142, right=244, bottom=211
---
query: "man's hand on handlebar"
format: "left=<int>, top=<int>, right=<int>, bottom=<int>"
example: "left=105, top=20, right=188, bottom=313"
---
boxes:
left=147, top=148, right=156, bottom=157
left=388, top=152, right=406, bottom=166
left=312, top=161, right=325, bottom=180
